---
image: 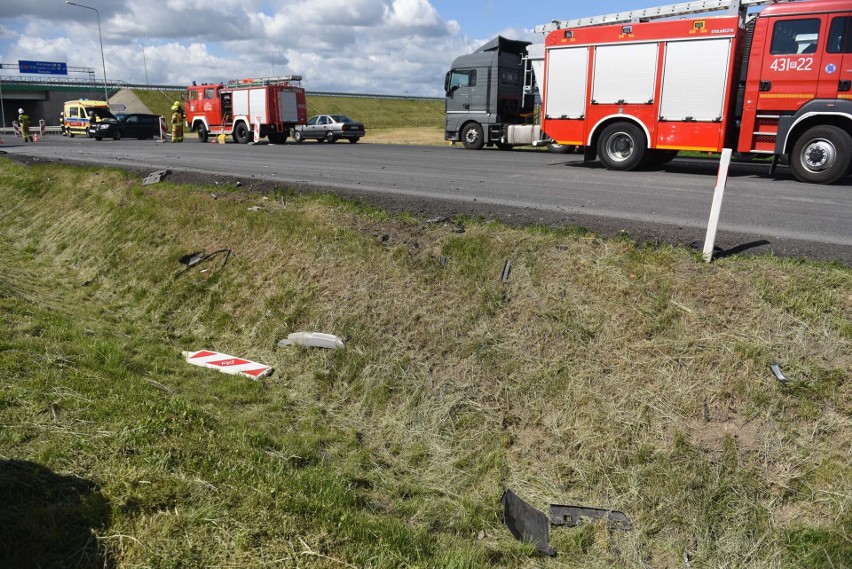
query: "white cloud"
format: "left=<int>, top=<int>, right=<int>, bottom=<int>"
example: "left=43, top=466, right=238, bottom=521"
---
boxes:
left=0, top=0, right=480, bottom=96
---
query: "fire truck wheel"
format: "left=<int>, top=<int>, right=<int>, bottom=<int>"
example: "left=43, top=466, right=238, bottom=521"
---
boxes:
left=461, top=123, right=484, bottom=150
left=294, top=131, right=304, bottom=143
left=643, top=149, right=679, bottom=169
left=197, top=124, right=209, bottom=143
left=234, top=122, right=250, bottom=144
left=789, top=125, right=852, bottom=185
left=598, top=122, right=646, bottom=171
left=267, top=131, right=286, bottom=144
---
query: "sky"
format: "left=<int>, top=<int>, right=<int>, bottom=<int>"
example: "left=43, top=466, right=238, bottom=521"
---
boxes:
left=0, top=0, right=739, bottom=97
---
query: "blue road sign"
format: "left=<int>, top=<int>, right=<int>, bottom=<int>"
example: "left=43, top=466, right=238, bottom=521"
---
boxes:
left=18, top=60, right=68, bottom=75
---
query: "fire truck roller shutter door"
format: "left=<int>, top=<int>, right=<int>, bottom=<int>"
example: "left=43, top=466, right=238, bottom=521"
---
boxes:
left=659, top=39, right=732, bottom=122
left=546, top=46, right=590, bottom=120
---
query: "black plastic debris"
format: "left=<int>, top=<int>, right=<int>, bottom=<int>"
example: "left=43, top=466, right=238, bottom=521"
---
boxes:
left=549, top=504, right=633, bottom=531
left=769, top=363, right=789, bottom=385
left=179, top=251, right=206, bottom=267
left=141, top=169, right=170, bottom=186
left=175, top=249, right=233, bottom=278
left=501, top=489, right=556, bottom=556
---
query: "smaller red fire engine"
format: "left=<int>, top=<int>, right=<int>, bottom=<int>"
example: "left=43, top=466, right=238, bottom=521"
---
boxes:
left=185, top=76, right=307, bottom=144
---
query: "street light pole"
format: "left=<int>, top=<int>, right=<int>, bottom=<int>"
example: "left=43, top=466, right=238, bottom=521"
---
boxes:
left=141, top=36, right=149, bottom=86
left=66, top=1, right=110, bottom=104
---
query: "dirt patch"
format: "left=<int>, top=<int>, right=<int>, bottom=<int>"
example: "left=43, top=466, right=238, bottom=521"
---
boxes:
left=690, top=415, right=762, bottom=452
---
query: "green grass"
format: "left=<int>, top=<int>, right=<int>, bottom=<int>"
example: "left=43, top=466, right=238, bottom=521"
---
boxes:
left=0, top=158, right=849, bottom=568
left=133, top=89, right=444, bottom=130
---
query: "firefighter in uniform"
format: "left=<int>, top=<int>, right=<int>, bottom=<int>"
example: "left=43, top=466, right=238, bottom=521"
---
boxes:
left=18, top=108, right=32, bottom=142
left=170, top=101, right=185, bottom=142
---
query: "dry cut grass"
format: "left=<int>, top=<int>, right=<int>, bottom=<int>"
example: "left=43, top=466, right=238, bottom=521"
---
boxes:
left=0, top=158, right=849, bottom=568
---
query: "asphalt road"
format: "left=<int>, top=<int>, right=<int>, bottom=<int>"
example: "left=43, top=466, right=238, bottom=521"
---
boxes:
left=3, top=135, right=851, bottom=264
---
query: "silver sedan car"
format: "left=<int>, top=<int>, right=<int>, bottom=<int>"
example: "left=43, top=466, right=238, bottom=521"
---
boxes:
left=293, top=114, right=365, bottom=143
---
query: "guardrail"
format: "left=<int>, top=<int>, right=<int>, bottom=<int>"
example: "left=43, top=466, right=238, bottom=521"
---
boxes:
left=0, top=77, right=442, bottom=101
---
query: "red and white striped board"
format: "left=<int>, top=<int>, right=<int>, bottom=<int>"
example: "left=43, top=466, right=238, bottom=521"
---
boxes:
left=159, top=116, right=168, bottom=142
left=39, top=119, right=46, bottom=137
left=182, top=350, right=273, bottom=379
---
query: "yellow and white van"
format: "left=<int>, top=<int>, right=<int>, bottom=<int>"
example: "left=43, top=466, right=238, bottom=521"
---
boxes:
left=62, top=99, right=113, bottom=137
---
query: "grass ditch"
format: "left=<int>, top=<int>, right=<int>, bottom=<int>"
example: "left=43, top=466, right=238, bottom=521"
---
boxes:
left=0, top=158, right=849, bottom=568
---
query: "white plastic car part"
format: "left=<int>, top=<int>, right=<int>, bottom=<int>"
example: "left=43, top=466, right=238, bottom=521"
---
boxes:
left=277, top=332, right=345, bottom=349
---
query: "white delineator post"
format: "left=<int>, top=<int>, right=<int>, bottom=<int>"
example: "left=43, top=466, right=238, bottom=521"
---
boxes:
left=159, top=116, right=168, bottom=142
left=703, top=148, right=733, bottom=263
left=39, top=119, right=46, bottom=138
left=12, top=120, right=21, bottom=138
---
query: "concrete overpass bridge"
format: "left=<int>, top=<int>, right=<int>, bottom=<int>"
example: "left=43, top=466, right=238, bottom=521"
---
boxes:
left=0, top=74, right=183, bottom=128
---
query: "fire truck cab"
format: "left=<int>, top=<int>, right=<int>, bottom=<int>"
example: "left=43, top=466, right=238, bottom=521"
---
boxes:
left=186, top=76, right=307, bottom=144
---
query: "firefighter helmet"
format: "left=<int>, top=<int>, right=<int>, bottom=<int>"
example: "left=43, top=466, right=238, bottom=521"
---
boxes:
left=172, top=101, right=181, bottom=111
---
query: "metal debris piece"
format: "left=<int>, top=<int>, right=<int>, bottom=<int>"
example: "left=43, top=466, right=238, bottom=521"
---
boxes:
left=277, top=332, right=345, bottom=350
left=248, top=206, right=263, bottom=212
left=501, top=260, right=513, bottom=284
left=769, top=363, right=789, bottom=385
left=549, top=504, right=633, bottom=531
left=141, top=169, right=170, bottom=186
left=182, top=350, right=273, bottom=379
left=501, top=490, right=556, bottom=556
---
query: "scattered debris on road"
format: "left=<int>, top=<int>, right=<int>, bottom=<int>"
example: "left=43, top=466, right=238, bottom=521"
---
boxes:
left=141, top=169, right=170, bottom=186
left=769, top=363, right=789, bottom=385
left=175, top=249, right=232, bottom=278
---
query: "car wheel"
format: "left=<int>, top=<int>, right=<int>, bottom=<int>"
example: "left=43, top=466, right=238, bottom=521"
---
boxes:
left=326, top=131, right=336, bottom=143
left=113, top=130, right=121, bottom=141
left=461, top=123, right=484, bottom=150
left=68, top=132, right=75, bottom=138
left=197, top=123, right=208, bottom=143
left=789, top=125, right=852, bottom=184
left=233, top=122, right=250, bottom=144
left=597, top=122, right=647, bottom=171
left=94, top=136, right=102, bottom=141
left=294, top=131, right=304, bottom=143
left=349, top=137, right=359, bottom=144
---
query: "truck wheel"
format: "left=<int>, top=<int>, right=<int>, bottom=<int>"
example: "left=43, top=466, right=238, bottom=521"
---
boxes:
left=197, top=124, right=208, bottom=143
left=294, top=131, right=304, bottom=143
left=234, top=122, right=250, bottom=144
left=789, top=125, right=852, bottom=184
left=461, top=123, right=484, bottom=150
left=546, top=143, right=575, bottom=154
left=643, top=149, right=679, bottom=169
left=597, top=122, right=647, bottom=171
left=268, top=131, right=287, bottom=144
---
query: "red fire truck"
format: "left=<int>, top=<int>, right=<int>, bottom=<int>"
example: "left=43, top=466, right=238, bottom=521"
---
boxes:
left=185, top=76, right=307, bottom=144
left=537, top=0, right=852, bottom=184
